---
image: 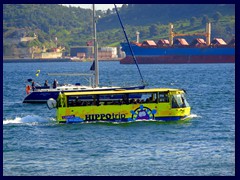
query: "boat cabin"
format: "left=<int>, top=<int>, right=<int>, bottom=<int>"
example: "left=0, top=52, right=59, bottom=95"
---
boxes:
left=51, top=88, right=191, bottom=123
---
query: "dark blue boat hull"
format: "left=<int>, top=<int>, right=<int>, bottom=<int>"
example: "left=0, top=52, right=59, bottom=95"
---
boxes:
left=23, top=86, right=145, bottom=103
left=120, top=43, right=235, bottom=64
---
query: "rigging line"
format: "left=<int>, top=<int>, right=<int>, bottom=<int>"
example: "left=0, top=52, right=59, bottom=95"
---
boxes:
left=114, top=4, right=145, bottom=85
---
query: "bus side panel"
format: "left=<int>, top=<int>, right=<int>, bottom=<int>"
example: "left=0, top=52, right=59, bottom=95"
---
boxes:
left=56, top=103, right=191, bottom=123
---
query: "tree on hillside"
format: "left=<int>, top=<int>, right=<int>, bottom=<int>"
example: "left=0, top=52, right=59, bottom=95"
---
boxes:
left=106, top=9, right=111, bottom=16
left=149, top=24, right=159, bottom=36
left=190, top=17, right=197, bottom=26
left=121, top=4, right=128, bottom=11
left=201, top=15, right=209, bottom=26
left=140, top=29, right=149, bottom=40
left=212, top=22, right=225, bottom=39
left=213, top=11, right=222, bottom=23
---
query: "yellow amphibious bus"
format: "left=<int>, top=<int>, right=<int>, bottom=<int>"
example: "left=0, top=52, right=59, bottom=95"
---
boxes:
left=47, top=88, right=191, bottom=123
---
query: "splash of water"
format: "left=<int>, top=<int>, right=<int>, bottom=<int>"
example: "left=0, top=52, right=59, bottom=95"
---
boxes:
left=188, top=114, right=201, bottom=118
left=3, top=115, right=55, bottom=125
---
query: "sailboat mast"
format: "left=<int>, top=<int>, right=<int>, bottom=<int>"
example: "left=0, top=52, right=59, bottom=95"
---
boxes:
left=93, top=4, right=99, bottom=87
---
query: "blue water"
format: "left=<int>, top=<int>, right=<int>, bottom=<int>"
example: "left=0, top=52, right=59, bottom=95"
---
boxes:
left=3, top=61, right=235, bottom=176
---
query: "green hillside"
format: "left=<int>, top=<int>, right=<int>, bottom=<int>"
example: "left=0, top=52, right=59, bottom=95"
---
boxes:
left=3, top=4, right=235, bottom=56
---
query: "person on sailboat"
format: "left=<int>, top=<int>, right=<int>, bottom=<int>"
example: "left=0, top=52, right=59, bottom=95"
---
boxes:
left=44, top=80, right=48, bottom=87
left=53, top=79, right=58, bottom=89
left=31, top=81, right=36, bottom=91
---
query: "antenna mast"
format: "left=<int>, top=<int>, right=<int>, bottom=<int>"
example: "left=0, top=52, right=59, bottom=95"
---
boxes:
left=93, top=4, right=99, bottom=87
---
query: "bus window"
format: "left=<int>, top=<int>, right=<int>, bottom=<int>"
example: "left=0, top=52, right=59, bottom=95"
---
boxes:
left=159, top=93, right=169, bottom=102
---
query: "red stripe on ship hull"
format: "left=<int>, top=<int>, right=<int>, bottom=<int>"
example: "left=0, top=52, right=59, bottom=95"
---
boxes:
left=120, top=55, right=235, bottom=64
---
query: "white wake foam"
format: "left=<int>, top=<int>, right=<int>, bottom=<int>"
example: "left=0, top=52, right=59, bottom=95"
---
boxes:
left=3, top=115, right=54, bottom=125
left=188, top=114, right=201, bottom=118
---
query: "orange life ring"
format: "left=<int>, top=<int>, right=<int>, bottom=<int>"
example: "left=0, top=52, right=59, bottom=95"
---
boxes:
left=26, top=85, right=31, bottom=94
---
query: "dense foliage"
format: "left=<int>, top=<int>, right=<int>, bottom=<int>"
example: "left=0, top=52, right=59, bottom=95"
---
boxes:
left=3, top=4, right=235, bottom=54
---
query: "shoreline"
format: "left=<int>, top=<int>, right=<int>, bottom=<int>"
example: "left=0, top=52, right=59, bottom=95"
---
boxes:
left=3, top=58, right=121, bottom=63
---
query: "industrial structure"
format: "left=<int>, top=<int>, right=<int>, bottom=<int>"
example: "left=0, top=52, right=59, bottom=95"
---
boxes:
left=120, top=23, right=235, bottom=64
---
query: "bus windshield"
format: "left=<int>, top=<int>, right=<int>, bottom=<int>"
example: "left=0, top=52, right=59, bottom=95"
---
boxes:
left=171, top=94, right=190, bottom=108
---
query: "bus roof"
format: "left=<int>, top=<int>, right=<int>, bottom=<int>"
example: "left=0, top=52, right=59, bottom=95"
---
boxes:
left=61, top=88, right=184, bottom=96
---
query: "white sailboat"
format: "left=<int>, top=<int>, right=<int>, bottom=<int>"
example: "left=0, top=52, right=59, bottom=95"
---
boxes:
left=23, top=4, right=145, bottom=103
